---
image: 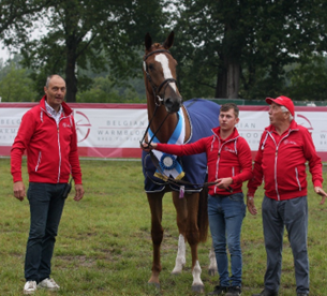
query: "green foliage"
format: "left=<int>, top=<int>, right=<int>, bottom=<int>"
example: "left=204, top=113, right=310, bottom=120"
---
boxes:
left=0, top=54, right=147, bottom=103
left=2, top=0, right=327, bottom=102
left=0, top=0, right=47, bottom=37
left=76, top=76, right=146, bottom=103
left=282, top=55, right=327, bottom=101
left=0, top=158, right=327, bottom=295
left=16, top=0, right=167, bottom=102
left=0, top=62, right=37, bottom=102
left=172, top=0, right=327, bottom=100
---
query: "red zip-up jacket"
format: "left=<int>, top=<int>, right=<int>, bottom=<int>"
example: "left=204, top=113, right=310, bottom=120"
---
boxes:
left=247, top=120, right=322, bottom=200
left=11, top=96, right=82, bottom=184
left=155, top=127, right=252, bottom=196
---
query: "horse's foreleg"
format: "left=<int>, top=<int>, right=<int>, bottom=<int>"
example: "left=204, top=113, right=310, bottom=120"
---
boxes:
left=147, top=192, right=164, bottom=288
left=172, top=192, right=187, bottom=275
left=171, top=234, right=186, bottom=274
left=208, top=243, right=218, bottom=276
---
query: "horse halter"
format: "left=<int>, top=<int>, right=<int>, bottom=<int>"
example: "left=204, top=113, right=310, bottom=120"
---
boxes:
left=140, top=50, right=179, bottom=149
left=143, top=49, right=178, bottom=106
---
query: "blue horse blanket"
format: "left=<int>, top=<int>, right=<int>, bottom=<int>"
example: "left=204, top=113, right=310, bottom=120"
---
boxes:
left=142, top=98, right=220, bottom=193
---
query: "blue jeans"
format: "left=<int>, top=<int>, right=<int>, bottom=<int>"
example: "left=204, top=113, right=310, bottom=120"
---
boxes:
left=208, top=193, right=246, bottom=287
left=262, top=195, right=309, bottom=294
left=25, top=182, right=66, bottom=282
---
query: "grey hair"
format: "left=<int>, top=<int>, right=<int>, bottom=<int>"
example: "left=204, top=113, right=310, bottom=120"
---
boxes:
left=281, top=105, right=294, bottom=121
left=45, top=75, right=64, bottom=88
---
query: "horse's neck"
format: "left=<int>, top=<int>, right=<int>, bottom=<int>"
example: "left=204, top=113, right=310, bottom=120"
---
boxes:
left=147, top=102, right=176, bottom=143
left=147, top=101, right=191, bottom=144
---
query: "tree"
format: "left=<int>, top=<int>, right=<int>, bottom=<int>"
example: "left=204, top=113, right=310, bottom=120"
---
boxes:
left=0, top=63, right=37, bottom=102
left=1, top=0, right=36, bottom=35
left=282, top=56, right=327, bottom=101
left=0, top=0, right=50, bottom=42
left=76, top=76, right=144, bottom=103
left=19, top=0, right=168, bottom=102
left=172, top=0, right=322, bottom=100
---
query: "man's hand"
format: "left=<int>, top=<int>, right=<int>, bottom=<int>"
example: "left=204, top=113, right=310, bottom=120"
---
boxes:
left=13, top=181, right=25, bottom=201
left=246, top=194, right=257, bottom=215
left=74, top=184, right=85, bottom=201
left=140, top=142, right=157, bottom=152
left=314, top=186, right=327, bottom=205
left=215, top=177, right=233, bottom=190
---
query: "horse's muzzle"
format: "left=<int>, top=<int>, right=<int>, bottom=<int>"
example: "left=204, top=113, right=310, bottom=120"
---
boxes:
left=164, top=98, right=181, bottom=113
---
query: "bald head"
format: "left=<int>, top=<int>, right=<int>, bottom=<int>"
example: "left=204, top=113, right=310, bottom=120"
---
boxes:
left=44, top=75, right=66, bottom=112
left=45, top=75, right=65, bottom=88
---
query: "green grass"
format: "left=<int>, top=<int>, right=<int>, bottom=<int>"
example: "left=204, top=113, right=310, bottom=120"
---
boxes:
left=0, top=158, right=326, bottom=295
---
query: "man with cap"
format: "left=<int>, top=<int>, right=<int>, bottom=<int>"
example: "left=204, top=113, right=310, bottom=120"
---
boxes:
left=247, top=96, right=327, bottom=296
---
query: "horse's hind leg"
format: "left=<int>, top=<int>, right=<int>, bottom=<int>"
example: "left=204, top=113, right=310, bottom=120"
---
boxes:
left=208, top=244, right=217, bottom=276
left=147, top=192, right=165, bottom=288
left=188, top=193, right=205, bottom=293
left=172, top=192, right=187, bottom=275
left=173, top=192, right=205, bottom=293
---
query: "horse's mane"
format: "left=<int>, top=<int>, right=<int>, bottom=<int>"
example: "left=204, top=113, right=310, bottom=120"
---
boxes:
left=152, top=43, right=162, bottom=49
left=144, top=43, right=164, bottom=58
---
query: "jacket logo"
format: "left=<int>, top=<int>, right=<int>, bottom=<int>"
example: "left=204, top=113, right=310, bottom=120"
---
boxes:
left=224, top=147, right=236, bottom=153
left=284, top=139, right=297, bottom=145
left=62, top=123, right=71, bottom=128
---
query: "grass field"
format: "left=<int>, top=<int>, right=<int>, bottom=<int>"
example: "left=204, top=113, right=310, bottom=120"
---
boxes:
left=0, top=158, right=326, bottom=296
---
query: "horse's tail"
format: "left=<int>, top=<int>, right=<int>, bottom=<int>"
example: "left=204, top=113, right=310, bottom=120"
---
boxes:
left=197, top=186, right=209, bottom=243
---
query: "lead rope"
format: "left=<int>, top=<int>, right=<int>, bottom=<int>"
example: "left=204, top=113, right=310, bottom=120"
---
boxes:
left=141, top=50, right=227, bottom=192
left=139, top=105, right=171, bottom=149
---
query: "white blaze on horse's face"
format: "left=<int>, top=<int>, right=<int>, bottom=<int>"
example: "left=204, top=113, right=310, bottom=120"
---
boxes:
left=155, top=54, right=177, bottom=93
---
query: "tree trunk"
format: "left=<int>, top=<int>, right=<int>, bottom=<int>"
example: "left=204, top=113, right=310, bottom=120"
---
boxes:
left=215, top=23, right=241, bottom=99
left=215, top=59, right=240, bottom=99
left=215, top=65, right=226, bottom=98
left=226, top=62, right=240, bottom=98
left=63, top=2, right=78, bottom=103
left=65, top=50, right=77, bottom=102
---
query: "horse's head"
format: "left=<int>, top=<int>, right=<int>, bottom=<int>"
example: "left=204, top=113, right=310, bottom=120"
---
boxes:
left=143, top=31, right=182, bottom=114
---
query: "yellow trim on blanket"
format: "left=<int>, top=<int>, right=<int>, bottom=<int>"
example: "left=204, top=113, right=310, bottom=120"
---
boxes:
left=154, top=171, right=185, bottom=181
left=175, top=171, right=185, bottom=180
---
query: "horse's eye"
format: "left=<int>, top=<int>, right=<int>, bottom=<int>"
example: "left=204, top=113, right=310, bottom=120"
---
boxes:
left=149, top=64, right=154, bottom=71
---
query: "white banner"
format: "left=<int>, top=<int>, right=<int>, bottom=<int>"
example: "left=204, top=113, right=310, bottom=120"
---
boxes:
left=237, top=109, right=327, bottom=153
left=1, top=103, right=327, bottom=159
left=74, top=108, right=147, bottom=148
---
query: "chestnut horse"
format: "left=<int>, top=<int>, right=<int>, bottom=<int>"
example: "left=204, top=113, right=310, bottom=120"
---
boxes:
left=141, top=31, right=219, bottom=293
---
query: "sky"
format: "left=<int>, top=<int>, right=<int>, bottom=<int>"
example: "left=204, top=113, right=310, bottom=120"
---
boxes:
left=1, top=19, right=48, bottom=64
left=0, top=43, right=11, bottom=62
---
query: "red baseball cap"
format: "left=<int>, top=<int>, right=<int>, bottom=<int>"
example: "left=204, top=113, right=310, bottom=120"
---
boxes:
left=265, top=96, right=295, bottom=117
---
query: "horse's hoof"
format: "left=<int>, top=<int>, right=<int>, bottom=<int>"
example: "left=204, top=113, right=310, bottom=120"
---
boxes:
left=171, top=268, right=182, bottom=275
left=191, top=284, right=204, bottom=293
left=208, top=268, right=217, bottom=276
left=148, top=282, right=160, bottom=290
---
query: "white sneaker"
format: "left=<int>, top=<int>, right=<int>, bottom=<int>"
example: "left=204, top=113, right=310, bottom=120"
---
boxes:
left=23, top=281, right=37, bottom=294
left=38, top=278, right=60, bottom=291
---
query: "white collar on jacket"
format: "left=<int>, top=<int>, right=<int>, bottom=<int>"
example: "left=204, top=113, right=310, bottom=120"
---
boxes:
left=45, top=100, right=62, bottom=125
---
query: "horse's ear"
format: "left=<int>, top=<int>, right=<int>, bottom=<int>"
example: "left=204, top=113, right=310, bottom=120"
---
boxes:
left=145, top=33, right=152, bottom=51
left=163, top=31, right=174, bottom=49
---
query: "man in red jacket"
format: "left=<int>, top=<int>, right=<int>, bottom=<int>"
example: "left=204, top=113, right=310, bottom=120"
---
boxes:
left=142, top=103, right=252, bottom=296
left=247, top=96, right=327, bottom=296
left=11, top=75, right=84, bottom=295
